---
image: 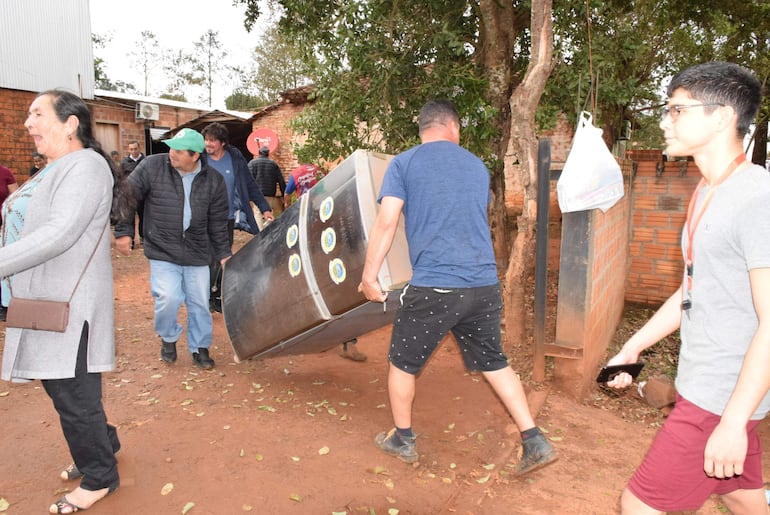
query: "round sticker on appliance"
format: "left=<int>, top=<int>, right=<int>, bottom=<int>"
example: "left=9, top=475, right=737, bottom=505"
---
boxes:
left=319, top=197, right=334, bottom=223
left=321, top=227, right=336, bottom=254
left=329, top=258, right=346, bottom=284
left=288, top=253, right=302, bottom=277
left=286, top=224, right=299, bottom=248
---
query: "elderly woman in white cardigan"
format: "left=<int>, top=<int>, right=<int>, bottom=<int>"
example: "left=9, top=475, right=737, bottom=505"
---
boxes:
left=0, top=90, right=132, bottom=514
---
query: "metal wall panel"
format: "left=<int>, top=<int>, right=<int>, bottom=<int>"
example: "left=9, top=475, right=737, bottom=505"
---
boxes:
left=1, top=0, right=94, bottom=97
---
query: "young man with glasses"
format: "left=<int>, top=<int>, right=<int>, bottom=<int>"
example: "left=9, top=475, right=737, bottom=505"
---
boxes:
left=606, top=62, right=770, bottom=514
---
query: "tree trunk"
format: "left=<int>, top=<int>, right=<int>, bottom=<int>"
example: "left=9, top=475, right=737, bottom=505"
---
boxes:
left=477, top=0, right=516, bottom=270
left=502, top=0, right=554, bottom=349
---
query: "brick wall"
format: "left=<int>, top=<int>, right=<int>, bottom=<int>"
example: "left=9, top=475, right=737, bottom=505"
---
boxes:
left=0, top=89, right=38, bottom=184
left=0, top=90, right=205, bottom=185
left=250, top=103, right=308, bottom=179
left=551, top=159, right=632, bottom=397
left=625, top=151, right=699, bottom=304
left=90, top=98, right=206, bottom=157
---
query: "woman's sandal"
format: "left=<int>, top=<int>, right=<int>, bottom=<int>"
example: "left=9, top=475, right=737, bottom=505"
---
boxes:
left=60, top=463, right=83, bottom=481
left=49, top=481, right=119, bottom=513
left=49, top=497, right=85, bottom=514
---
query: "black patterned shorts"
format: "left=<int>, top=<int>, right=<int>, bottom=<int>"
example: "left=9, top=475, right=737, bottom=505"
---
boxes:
left=388, top=283, right=509, bottom=374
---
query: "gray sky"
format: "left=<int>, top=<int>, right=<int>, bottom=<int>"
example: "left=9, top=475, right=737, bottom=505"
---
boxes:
left=89, top=0, right=268, bottom=108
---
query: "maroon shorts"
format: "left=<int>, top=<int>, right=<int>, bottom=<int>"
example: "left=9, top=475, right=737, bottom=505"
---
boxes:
left=627, top=394, right=763, bottom=511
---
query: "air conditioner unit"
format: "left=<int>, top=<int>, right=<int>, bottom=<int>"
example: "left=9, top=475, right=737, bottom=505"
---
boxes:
left=135, top=102, right=160, bottom=121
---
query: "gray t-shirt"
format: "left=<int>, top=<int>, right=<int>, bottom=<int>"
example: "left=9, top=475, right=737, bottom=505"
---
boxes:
left=677, top=164, right=770, bottom=419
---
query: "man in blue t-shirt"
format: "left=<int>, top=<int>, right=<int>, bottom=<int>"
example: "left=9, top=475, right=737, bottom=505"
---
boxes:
left=359, top=100, right=556, bottom=474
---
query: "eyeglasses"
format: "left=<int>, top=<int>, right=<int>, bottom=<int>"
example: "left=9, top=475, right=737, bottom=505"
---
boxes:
left=659, top=103, right=724, bottom=121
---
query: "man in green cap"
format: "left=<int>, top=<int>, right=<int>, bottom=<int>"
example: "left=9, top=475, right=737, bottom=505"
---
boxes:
left=115, top=128, right=230, bottom=370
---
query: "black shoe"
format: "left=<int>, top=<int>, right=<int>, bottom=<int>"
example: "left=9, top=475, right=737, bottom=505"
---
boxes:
left=0, top=306, right=6, bottom=322
left=160, top=340, right=177, bottom=363
left=192, top=348, right=215, bottom=369
left=209, top=297, right=222, bottom=313
left=515, top=432, right=557, bottom=476
left=375, top=428, right=418, bottom=463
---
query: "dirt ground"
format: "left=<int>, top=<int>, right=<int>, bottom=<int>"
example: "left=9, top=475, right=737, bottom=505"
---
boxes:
left=1, top=232, right=769, bottom=515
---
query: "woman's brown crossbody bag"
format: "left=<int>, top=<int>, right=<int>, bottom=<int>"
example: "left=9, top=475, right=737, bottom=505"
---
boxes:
left=5, top=227, right=106, bottom=333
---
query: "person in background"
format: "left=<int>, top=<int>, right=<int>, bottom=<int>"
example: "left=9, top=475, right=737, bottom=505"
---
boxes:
left=121, top=141, right=145, bottom=246
left=359, top=100, right=556, bottom=474
left=283, top=163, right=322, bottom=208
left=200, top=122, right=273, bottom=313
left=0, top=162, right=18, bottom=322
left=114, top=129, right=230, bottom=370
left=29, top=151, right=46, bottom=176
left=0, top=89, right=132, bottom=513
left=110, top=150, right=121, bottom=167
left=606, top=62, right=770, bottom=514
left=247, top=146, right=285, bottom=230
left=120, top=140, right=144, bottom=176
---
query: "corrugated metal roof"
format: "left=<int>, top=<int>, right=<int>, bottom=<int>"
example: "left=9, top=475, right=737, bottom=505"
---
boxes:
left=94, top=89, right=254, bottom=118
left=0, top=0, right=94, bottom=97
left=149, top=127, right=169, bottom=141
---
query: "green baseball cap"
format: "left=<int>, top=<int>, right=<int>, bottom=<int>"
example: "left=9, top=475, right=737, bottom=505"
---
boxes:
left=164, top=128, right=205, bottom=153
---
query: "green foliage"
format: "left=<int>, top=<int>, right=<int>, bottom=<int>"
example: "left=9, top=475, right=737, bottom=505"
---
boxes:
left=159, top=92, right=188, bottom=102
left=236, top=22, right=313, bottom=106
left=129, top=31, right=160, bottom=96
left=163, top=50, right=198, bottom=101
left=92, top=33, right=137, bottom=93
left=225, top=90, right=267, bottom=111
left=233, top=0, right=769, bottom=159
left=544, top=0, right=770, bottom=150
left=266, top=0, right=500, bottom=165
left=190, top=30, right=228, bottom=106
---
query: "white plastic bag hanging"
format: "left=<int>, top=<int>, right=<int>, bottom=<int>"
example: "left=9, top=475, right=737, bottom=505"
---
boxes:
left=557, top=111, right=624, bottom=213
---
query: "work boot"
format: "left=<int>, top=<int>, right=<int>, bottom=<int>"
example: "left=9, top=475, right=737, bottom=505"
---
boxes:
left=514, top=432, right=557, bottom=476
left=160, top=340, right=177, bottom=363
left=192, top=348, right=215, bottom=370
left=340, top=338, right=367, bottom=362
left=375, top=428, right=418, bottom=463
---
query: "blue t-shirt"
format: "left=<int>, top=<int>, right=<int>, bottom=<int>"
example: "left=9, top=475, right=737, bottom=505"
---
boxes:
left=207, top=153, right=236, bottom=220
left=378, top=140, right=498, bottom=288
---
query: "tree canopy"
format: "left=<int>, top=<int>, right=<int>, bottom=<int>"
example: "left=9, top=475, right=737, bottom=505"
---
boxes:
left=235, top=0, right=769, bottom=163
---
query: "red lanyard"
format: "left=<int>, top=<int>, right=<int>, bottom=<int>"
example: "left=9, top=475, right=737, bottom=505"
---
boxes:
left=683, top=154, right=746, bottom=306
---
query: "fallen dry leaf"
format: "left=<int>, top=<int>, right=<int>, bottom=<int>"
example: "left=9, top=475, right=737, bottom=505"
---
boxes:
left=182, top=501, right=195, bottom=514
left=161, top=483, right=174, bottom=496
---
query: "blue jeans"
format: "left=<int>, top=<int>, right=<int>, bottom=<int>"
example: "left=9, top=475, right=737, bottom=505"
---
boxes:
left=149, top=259, right=212, bottom=353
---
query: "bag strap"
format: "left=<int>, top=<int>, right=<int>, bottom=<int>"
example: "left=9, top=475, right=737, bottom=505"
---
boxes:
left=8, top=222, right=108, bottom=302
